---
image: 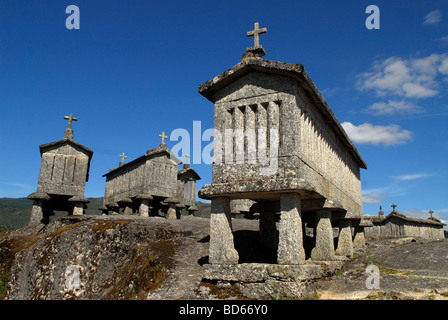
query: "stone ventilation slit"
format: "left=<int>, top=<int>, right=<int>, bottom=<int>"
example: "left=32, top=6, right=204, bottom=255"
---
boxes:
left=62, top=156, right=68, bottom=182
left=49, top=155, right=56, bottom=182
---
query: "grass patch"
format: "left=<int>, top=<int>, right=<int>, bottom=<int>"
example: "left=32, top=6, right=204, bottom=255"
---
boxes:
left=91, top=220, right=131, bottom=236
left=199, top=280, right=246, bottom=300
left=104, top=238, right=180, bottom=300
left=0, top=273, right=9, bottom=299
left=378, top=266, right=414, bottom=276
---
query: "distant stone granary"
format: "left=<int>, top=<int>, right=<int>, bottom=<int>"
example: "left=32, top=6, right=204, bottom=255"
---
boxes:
left=100, top=133, right=200, bottom=219
left=364, top=205, right=445, bottom=240
left=199, top=23, right=370, bottom=296
left=27, top=114, right=93, bottom=225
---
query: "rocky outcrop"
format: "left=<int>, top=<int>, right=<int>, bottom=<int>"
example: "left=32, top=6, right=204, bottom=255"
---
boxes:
left=0, top=215, right=209, bottom=300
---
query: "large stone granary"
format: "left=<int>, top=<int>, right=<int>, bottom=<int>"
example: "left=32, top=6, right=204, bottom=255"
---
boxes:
left=199, top=23, right=369, bottom=295
left=101, top=136, right=201, bottom=219
left=27, top=114, right=93, bottom=225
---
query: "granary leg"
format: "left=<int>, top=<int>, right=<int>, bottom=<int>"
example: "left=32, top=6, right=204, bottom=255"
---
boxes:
left=139, top=199, right=149, bottom=217
left=277, top=193, right=305, bottom=265
left=29, top=200, right=44, bottom=225
left=166, top=204, right=177, bottom=219
left=336, top=219, right=353, bottom=258
left=353, top=226, right=366, bottom=250
left=209, top=197, right=239, bottom=264
left=311, top=209, right=336, bottom=261
left=72, top=202, right=84, bottom=216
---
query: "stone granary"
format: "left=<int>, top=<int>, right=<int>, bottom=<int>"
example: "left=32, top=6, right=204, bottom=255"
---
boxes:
left=100, top=133, right=201, bottom=219
left=27, top=114, right=93, bottom=225
left=199, top=23, right=369, bottom=297
left=364, top=205, right=445, bottom=240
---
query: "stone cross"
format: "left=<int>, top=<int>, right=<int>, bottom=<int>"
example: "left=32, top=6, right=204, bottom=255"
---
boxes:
left=185, top=154, right=190, bottom=164
left=119, top=152, right=127, bottom=163
left=159, top=131, right=168, bottom=145
left=64, top=114, right=78, bottom=129
left=247, top=22, right=267, bottom=47
left=378, top=205, right=384, bottom=217
left=429, top=210, right=434, bottom=219
left=391, top=204, right=397, bottom=213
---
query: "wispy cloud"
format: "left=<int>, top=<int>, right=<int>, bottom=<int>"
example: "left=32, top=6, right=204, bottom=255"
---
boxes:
left=362, top=193, right=385, bottom=204
left=424, top=10, right=443, bottom=25
left=341, top=122, right=413, bottom=146
left=391, top=173, right=434, bottom=181
left=363, top=100, right=424, bottom=116
left=356, top=53, right=448, bottom=98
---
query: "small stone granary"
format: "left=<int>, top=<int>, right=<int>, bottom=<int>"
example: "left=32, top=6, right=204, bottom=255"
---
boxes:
left=27, top=114, right=93, bottom=225
left=199, top=23, right=369, bottom=298
left=100, top=133, right=201, bottom=218
left=364, top=205, right=445, bottom=240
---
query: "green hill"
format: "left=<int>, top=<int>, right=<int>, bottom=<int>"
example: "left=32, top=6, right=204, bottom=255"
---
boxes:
left=0, top=197, right=211, bottom=231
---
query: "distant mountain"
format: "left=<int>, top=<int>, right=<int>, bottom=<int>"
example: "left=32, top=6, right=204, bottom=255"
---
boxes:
left=0, top=197, right=211, bottom=231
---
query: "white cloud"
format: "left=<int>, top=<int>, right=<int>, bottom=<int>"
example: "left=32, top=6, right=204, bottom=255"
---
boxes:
left=357, top=53, right=448, bottom=98
left=341, top=122, right=413, bottom=146
left=424, top=10, right=442, bottom=25
left=363, top=100, right=424, bottom=115
left=362, top=193, right=385, bottom=204
left=391, top=173, right=434, bottom=181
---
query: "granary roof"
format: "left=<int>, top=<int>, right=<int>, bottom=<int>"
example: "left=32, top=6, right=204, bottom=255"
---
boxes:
left=39, top=138, right=94, bottom=182
left=198, top=59, right=367, bottom=170
left=39, top=138, right=94, bottom=159
left=103, top=144, right=181, bottom=178
left=178, top=167, right=201, bottom=180
left=365, top=212, right=446, bottom=226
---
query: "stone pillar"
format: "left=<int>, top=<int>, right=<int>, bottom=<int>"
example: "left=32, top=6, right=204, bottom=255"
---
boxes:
left=209, top=197, right=239, bottom=264
left=336, top=219, right=353, bottom=258
left=72, top=202, right=84, bottom=216
left=166, top=204, right=177, bottom=219
left=109, top=203, right=119, bottom=215
left=353, top=226, right=366, bottom=250
left=29, top=200, right=44, bottom=225
left=277, top=193, right=305, bottom=265
left=123, top=205, right=133, bottom=215
left=259, top=211, right=278, bottom=249
left=311, top=209, right=336, bottom=261
left=139, top=199, right=149, bottom=217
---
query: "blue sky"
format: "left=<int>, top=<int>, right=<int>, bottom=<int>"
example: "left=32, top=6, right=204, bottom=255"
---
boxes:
left=1, top=1, right=447, bottom=225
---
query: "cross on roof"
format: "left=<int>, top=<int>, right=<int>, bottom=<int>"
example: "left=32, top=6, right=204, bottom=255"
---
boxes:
left=391, top=204, right=397, bottom=212
left=247, top=22, right=267, bottom=48
left=185, top=154, right=190, bottom=164
left=159, top=131, right=168, bottom=145
left=119, top=152, right=127, bottom=163
left=429, top=210, right=434, bottom=219
left=64, top=114, right=78, bottom=129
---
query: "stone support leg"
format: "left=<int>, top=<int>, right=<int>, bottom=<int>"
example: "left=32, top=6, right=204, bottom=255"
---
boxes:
left=29, top=200, right=44, bottom=225
left=123, top=205, right=133, bottom=215
left=353, top=226, right=366, bottom=250
left=336, top=219, right=353, bottom=258
left=209, top=197, right=239, bottom=264
left=277, top=193, right=305, bottom=265
left=166, top=204, right=177, bottom=219
left=72, top=202, right=84, bottom=216
left=139, top=199, right=149, bottom=217
left=311, top=209, right=336, bottom=261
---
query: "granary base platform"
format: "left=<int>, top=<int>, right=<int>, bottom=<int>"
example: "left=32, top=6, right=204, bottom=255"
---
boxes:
left=202, top=261, right=343, bottom=299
